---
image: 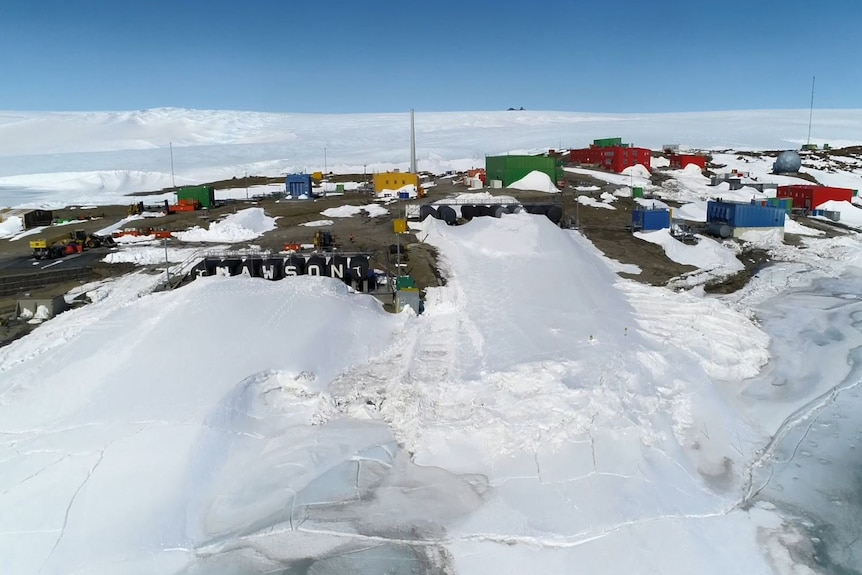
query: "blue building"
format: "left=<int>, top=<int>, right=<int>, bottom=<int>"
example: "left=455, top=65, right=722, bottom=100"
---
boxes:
left=286, top=174, right=313, bottom=199
left=706, top=199, right=785, bottom=239
left=631, top=208, right=671, bottom=232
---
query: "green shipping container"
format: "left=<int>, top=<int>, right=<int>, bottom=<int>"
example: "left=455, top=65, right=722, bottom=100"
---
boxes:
left=396, top=275, right=416, bottom=289
left=177, top=185, right=215, bottom=208
left=593, top=137, right=623, bottom=148
left=632, top=187, right=644, bottom=198
left=336, top=184, right=345, bottom=193
left=485, top=155, right=559, bottom=187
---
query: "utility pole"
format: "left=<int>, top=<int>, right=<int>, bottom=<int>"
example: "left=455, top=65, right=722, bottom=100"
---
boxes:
left=169, top=142, right=176, bottom=189
left=164, top=236, right=171, bottom=287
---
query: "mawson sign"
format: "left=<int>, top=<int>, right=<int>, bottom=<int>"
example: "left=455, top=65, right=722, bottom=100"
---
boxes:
left=190, top=253, right=377, bottom=292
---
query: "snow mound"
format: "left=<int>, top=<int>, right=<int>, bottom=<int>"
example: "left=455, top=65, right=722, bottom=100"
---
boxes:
left=674, top=201, right=708, bottom=222
left=739, top=228, right=785, bottom=249
left=635, top=229, right=744, bottom=274
left=577, top=195, right=615, bottom=210
left=784, top=218, right=824, bottom=236
left=0, top=215, right=23, bottom=239
left=814, top=200, right=862, bottom=229
left=320, top=204, right=388, bottom=218
left=300, top=219, right=334, bottom=227
left=112, top=234, right=158, bottom=244
left=444, top=192, right=518, bottom=204
left=507, top=170, right=559, bottom=193
left=174, top=208, right=276, bottom=243
left=621, top=164, right=651, bottom=178
left=102, top=246, right=202, bottom=265
left=680, top=163, right=707, bottom=176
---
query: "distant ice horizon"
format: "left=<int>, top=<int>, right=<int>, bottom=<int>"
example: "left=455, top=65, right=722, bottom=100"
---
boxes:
left=1, top=107, right=862, bottom=208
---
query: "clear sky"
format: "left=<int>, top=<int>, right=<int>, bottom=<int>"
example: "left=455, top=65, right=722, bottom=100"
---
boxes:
left=1, top=0, right=860, bottom=113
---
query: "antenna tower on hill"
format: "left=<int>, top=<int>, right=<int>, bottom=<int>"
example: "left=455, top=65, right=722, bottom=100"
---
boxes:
left=806, top=76, right=816, bottom=147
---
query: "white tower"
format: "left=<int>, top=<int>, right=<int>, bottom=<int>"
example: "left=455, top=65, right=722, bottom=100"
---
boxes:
left=410, top=109, right=417, bottom=174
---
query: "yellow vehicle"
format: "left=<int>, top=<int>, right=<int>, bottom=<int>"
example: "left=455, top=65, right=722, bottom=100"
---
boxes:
left=30, top=229, right=115, bottom=260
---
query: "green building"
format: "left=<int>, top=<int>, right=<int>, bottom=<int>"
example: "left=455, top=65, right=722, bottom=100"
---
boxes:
left=485, top=155, right=562, bottom=186
left=176, top=185, right=215, bottom=208
left=593, top=137, right=623, bottom=148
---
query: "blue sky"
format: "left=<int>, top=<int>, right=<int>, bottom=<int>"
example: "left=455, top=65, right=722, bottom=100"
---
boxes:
left=1, top=0, right=859, bottom=113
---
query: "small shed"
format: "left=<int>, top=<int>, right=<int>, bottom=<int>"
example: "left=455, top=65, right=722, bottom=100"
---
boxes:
left=16, top=296, right=68, bottom=320
left=631, top=208, right=671, bottom=232
left=286, top=174, right=313, bottom=198
left=0, top=208, right=54, bottom=230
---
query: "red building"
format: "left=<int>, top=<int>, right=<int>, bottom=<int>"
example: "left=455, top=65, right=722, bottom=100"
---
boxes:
left=569, top=145, right=651, bottom=173
left=669, top=154, right=707, bottom=170
left=776, top=184, right=853, bottom=210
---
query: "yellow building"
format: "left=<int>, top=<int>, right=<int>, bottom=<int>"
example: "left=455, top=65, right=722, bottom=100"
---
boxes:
left=373, top=171, right=419, bottom=194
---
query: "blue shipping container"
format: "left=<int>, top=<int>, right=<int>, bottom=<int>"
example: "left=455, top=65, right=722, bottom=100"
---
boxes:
left=398, top=191, right=410, bottom=199
left=286, top=174, right=312, bottom=198
left=707, top=200, right=785, bottom=228
left=631, top=209, right=670, bottom=231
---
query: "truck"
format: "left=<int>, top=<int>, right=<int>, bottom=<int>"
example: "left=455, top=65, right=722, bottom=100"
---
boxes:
left=29, top=229, right=116, bottom=260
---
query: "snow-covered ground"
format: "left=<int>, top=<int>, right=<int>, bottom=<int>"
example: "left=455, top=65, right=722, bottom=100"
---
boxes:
left=4, top=108, right=862, bottom=574
left=0, top=212, right=790, bottom=575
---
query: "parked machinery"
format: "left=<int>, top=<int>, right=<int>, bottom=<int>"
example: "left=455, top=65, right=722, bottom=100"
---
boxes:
left=129, top=200, right=170, bottom=216
left=29, top=229, right=116, bottom=260
left=313, top=230, right=336, bottom=251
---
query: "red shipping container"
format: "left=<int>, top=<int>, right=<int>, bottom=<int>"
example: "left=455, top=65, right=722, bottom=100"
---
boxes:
left=776, top=184, right=853, bottom=210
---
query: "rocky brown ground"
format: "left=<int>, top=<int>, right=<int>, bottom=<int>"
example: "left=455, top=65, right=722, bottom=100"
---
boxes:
left=0, top=172, right=851, bottom=347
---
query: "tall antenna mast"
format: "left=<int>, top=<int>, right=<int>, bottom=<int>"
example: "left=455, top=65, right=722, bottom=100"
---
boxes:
left=806, top=75, right=815, bottom=146
left=169, top=141, right=176, bottom=188
left=410, top=109, right=417, bottom=174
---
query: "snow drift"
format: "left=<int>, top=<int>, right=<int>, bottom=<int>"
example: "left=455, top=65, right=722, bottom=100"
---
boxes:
left=507, top=170, right=560, bottom=193
left=173, top=207, right=276, bottom=243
